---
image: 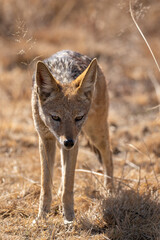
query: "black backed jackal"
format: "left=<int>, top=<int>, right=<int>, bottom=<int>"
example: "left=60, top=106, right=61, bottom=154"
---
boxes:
left=32, top=50, right=113, bottom=223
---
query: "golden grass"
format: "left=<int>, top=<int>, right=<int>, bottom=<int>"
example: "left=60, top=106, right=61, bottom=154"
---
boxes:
left=0, top=0, right=160, bottom=239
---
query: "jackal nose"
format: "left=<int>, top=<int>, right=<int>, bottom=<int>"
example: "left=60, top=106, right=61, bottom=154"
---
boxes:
left=64, top=139, right=74, bottom=149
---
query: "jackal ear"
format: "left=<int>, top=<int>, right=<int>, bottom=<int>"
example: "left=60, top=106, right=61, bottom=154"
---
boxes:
left=36, top=61, right=61, bottom=100
left=75, top=58, right=97, bottom=98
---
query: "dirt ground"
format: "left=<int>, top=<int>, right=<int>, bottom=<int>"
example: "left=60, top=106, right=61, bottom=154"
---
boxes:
left=0, top=0, right=160, bottom=239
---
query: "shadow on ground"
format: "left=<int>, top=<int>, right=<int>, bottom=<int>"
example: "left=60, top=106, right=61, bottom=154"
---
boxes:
left=79, top=189, right=160, bottom=240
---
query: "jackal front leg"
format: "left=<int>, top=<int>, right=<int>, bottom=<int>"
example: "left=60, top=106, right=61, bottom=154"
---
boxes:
left=60, top=143, right=78, bottom=223
left=38, top=137, right=56, bottom=219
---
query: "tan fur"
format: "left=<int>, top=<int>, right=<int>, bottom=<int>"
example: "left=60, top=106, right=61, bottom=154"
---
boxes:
left=32, top=50, right=113, bottom=223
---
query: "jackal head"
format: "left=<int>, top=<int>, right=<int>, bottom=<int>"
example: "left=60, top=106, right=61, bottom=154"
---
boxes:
left=36, top=58, right=97, bottom=150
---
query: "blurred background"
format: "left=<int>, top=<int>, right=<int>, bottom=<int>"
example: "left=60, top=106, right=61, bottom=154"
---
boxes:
left=0, top=0, right=160, bottom=239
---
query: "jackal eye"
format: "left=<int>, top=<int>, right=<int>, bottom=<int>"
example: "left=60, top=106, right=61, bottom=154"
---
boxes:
left=52, top=115, right=61, bottom=122
left=75, top=115, right=84, bottom=122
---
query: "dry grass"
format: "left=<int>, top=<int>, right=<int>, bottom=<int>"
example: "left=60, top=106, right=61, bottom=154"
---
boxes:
left=0, top=0, right=160, bottom=239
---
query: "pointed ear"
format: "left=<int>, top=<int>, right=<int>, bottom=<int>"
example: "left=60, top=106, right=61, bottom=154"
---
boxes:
left=74, top=58, right=97, bottom=98
left=36, top=61, right=61, bottom=100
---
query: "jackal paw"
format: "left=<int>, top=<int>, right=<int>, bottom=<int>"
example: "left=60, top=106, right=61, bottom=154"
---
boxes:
left=107, top=180, right=114, bottom=193
left=64, top=218, right=74, bottom=225
left=32, top=217, right=39, bottom=225
left=38, top=207, right=49, bottom=219
left=63, top=208, right=75, bottom=224
left=32, top=210, right=48, bottom=226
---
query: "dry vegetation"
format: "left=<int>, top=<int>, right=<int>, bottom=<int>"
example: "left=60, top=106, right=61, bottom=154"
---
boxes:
left=0, top=0, right=160, bottom=239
